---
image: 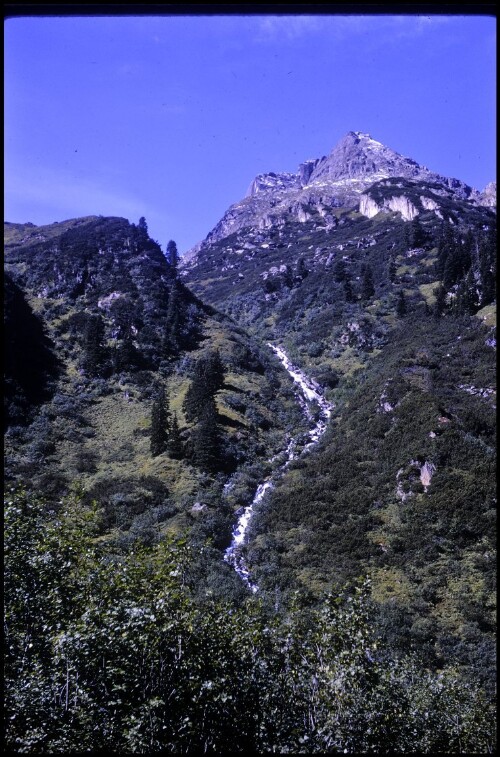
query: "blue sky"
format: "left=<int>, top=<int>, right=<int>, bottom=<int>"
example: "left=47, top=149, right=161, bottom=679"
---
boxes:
left=4, top=14, right=496, bottom=254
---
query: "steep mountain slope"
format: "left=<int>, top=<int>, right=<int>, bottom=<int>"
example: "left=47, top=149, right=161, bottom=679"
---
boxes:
left=182, top=134, right=496, bottom=688
left=4, top=216, right=307, bottom=597
left=3, top=140, right=496, bottom=751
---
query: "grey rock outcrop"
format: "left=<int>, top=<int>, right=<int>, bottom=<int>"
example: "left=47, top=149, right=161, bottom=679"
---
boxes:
left=479, top=181, right=496, bottom=208
left=184, top=131, right=491, bottom=259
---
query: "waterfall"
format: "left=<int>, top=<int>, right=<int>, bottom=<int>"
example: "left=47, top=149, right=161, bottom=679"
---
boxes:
left=224, top=345, right=333, bottom=590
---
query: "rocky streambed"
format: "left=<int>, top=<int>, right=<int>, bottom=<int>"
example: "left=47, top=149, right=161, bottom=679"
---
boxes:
left=224, top=345, right=333, bottom=590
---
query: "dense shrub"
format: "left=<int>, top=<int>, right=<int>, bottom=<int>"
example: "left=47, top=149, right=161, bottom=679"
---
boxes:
left=5, top=488, right=495, bottom=754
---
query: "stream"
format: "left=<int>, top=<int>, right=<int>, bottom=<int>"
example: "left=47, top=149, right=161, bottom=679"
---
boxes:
left=224, top=344, right=334, bottom=591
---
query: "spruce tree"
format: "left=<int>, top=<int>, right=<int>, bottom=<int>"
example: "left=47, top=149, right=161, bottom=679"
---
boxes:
left=164, top=282, right=181, bottom=354
left=409, top=217, right=425, bottom=248
left=388, top=256, right=397, bottom=284
left=81, top=314, right=108, bottom=377
left=361, top=265, right=375, bottom=301
left=343, top=277, right=355, bottom=303
left=433, top=284, right=447, bottom=317
left=191, top=396, right=221, bottom=472
left=203, top=350, right=225, bottom=395
left=166, top=240, right=180, bottom=278
left=396, top=289, right=407, bottom=317
left=478, top=225, right=496, bottom=306
left=454, top=270, right=479, bottom=315
left=296, top=258, right=308, bottom=281
left=436, top=224, right=456, bottom=279
left=150, top=386, right=170, bottom=457
left=167, top=412, right=183, bottom=459
left=183, top=351, right=225, bottom=422
left=283, top=264, right=294, bottom=288
left=333, top=259, right=348, bottom=283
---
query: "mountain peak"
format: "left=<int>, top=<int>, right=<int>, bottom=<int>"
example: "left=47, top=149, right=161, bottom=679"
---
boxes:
left=308, top=131, right=421, bottom=185
left=185, top=132, right=486, bottom=257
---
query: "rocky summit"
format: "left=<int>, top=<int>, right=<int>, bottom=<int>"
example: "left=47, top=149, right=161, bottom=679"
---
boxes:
left=185, top=131, right=495, bottom=260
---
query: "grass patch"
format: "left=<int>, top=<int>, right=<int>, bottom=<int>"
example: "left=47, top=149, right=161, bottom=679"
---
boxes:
left=475, top=303, right=496, bottom=328
left=419, top=281, right=440, bottom=306
left=370, top=567, right=412, bottom=603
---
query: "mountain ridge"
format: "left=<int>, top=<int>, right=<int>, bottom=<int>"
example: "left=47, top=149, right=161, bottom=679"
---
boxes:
left=184, top=131, right=495, bottom=260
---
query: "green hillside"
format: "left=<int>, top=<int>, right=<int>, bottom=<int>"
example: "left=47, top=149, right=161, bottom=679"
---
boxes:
left=4, top=201, right=496, bottom=752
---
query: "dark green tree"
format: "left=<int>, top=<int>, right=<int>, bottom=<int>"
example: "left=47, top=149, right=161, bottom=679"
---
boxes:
left=283, top=265, right=294, bottom=288
left=433, top=284, right=447, bottom=316
left=361, top=265, right=375, bottom=301
left=333, top=258, right=348, bottom=283
left=454, top=269, right=480, bottom=315
left=183, top=351, right=225, bottom=423
left=164, top=282, right=182, bottom=354
left=388, top=255, right=397, bottom=283
left=138, top=216, right=148, bottom=234
left=296, top=258, right=308, bottom=281
left=81, top=314, right=108, bottom=377
left=167, top=413, right=183, bottom=459
left=191, top=396, right=222, bottom=473
left=436, top=223, right=456, bottom=279
left=166, top=240, right=180, bottom=278
left=150, top=386, right=170, bottom=457
left=478, top=224, right=496, bottom=306
left=396, top=289, right=407, bottom=317
left=343, top=277, right=355, bottom=303
left=202, top=350, right=225, bottom=395
left=408, top=216, right=426, bottom=248
left=443, top=235, right=472, bottom=289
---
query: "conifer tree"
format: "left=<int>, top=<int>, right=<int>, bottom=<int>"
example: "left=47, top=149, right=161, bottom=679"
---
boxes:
left=191, top=396, right=221, bottom=472
left=296, top=258, right=308, bottom=281
left=478, top=225, right=496, bottom=306
left=343, top=277, right=355, bottom=303
left=81, top=314, right=108, bottom=377
left=138, top=216, right=148, bottom=234
left=283, top=265, right=294, bottom=288
left=167, top=412, right=183, bottom=459
left=454, top=269, right=480, bottom=315
left=388, top=256, right=397, bottom=284
left=433, top=284, right=447, bottom=317
left=409, top=217, right=425, bottom=248
left=164, top=282, right=181, bottom=354
left=361, top=265, right=375, bottom=301
left=436, top=224, right=456, bottom=279
left=333, top=258, right=348, bottom=283
left=150, top=386, right=170, bottom=457
left=166, top=240, right=180, bottom=278
left=203, top=350, right=225, bottom=395
left=183, top=351, right=225, bottom=422
left=396, top=289, right=407, bottom=317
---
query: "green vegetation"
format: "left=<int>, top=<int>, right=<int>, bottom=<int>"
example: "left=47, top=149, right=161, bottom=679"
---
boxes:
left=3, top=216, right=301, bottom=548
left=4, top=191, right=496, bottom=753
left=5, top=488, right=495, bottom=754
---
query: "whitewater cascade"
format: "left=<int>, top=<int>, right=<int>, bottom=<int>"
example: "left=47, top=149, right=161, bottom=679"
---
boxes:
left=224, top=344, right=333, bottom=591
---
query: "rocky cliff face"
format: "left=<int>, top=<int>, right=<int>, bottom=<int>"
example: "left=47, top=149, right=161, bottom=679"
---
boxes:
left=479, top=181, right=497, bottom=208
left=185, top=131, right=488, bottom=259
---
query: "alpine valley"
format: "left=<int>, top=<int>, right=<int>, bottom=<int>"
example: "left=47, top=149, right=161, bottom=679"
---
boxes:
left=4, top=132, right=497, bottom=753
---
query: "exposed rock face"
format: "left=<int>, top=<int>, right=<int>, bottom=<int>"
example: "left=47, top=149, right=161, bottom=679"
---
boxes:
left=359, top=194, right=381, bottom=219
left=185, top=131, right=490, bottom=259
left=420, top=461, right=437, bottom=491
left=479, top=181, right=497, bottom=208
left=359, top=192, right=420, bottom=221
left=420, top=196, right=439, bottom=211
